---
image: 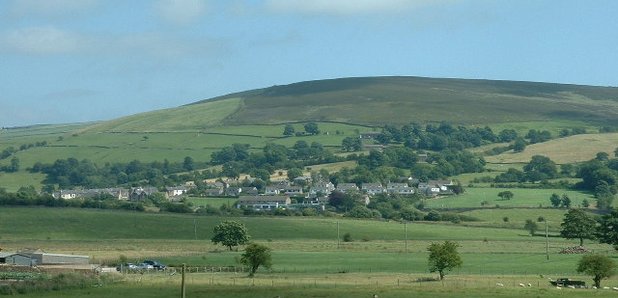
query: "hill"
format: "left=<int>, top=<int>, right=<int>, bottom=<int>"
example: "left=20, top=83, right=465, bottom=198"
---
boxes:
left=84, top=76, right=618, bottom=132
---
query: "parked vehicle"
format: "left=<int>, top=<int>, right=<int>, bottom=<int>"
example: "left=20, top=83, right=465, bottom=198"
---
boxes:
left=116, top=263, right=139, bottom=272
left=136, top=263, right=154, bottom=270
left=142, top=260, right=166, bottom=270
left=549, top=278, right=586, bottom=288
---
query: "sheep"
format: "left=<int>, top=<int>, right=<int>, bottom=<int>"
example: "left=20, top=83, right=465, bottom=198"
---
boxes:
left=592, top=286, right=597, bottom=289
left=527, top=283, right=532, bottom=287
left=567, top=285, right=576, bottom=289
left=519, top=283, right=525, bottom=287
left=495, top=283, right=504, bottom=287
left=612, top=287, right=618, bottom=291
left=603, top=286, right=610, bottom=290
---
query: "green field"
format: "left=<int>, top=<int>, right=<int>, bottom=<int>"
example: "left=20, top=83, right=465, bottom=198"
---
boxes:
left=1, top=207, right=617, bottom=297
left=424, top=187, right=594, bottom=209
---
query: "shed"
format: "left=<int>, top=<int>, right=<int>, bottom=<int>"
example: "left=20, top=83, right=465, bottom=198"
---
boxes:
left=0, top=253, right=38, bottom=266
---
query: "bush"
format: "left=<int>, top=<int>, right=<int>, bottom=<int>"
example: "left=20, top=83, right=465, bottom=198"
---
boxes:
left=342, top=232, right=353, bottom=242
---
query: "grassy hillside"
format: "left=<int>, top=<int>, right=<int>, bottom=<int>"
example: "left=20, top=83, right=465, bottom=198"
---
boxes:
left=486, top=133, right=618, bottom=164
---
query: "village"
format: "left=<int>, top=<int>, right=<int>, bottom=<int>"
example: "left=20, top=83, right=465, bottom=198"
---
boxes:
left=50, top=178, right=455, bottom=211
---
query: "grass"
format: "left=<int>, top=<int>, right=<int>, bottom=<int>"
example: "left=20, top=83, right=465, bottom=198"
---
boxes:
left=2, top=206, right=618, bottom=297
left=486, top=133, right=618, bottom=164
left=424, top=187, right=594, bottom=209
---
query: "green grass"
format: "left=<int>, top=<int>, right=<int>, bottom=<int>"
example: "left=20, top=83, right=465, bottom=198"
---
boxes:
left=186, top=197, right=234, bottom=208
left=424, top=187, right=594, bottom=209
left=2, top=207, right=618, bottom=297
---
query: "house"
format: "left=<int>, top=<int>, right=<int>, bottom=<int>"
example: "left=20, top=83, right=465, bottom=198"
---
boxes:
left=283, top=186, right=304, bottom=196
left=130, top=186, right=159, bottom=201
left=53, top=188, right=129, bottom=200
left=336, top=183, right=359, bottom=193
left=359, top=132, right=382, bottom=139
left=204, top=188, right=224, bottom=197
left=240, top=187, right=259, bottom=196
left=264, top=186, right=281, bottom=195
left=237, top=195, right=291, bottom=210
left=361, top=183, right=385, bottom=196
left=387, top=182, right=415, bottom=195
left=308, top=181, right=335, bottom=198
left=225, top=187, right=242, bottom=197
left=293, top=176, right=312, bottom=185
left=417, top=180, right=451, bottom=197
left=166, top=186, right=189, bottom=198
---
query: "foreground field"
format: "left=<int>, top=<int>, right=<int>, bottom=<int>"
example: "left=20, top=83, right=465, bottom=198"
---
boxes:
left=2, top=207, right=617, bottom=297
left=20, top=272, right=618, bottom=298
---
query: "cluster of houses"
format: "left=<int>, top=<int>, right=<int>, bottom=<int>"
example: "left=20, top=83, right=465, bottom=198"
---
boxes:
left=51, top=178, right=454, bottom=211
left=234, top=178, right=454, bottom=210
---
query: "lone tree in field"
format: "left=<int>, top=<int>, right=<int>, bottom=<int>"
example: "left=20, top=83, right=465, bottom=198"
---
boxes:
left=497, top=191, right=514, bottom=200
left=211, top=220, right=250, bottom=251
left=577, top=254, right=615, bottom=288
left=427, top=241, right=462, bottom=280
left=560, top=209, right=596, bottom=246
left=597, top=209, right=618, bottom=250
left=524, top=219, right=538, bottom=236
left=241, top=243, right=272, bottom=277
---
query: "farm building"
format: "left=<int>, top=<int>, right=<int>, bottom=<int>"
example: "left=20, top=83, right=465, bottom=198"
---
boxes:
left=0, top=253, right=38, bottom=266
left=14, top=249, right=89, bottom=265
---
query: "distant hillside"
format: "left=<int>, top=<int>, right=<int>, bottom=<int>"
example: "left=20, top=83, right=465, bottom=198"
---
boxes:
left=82, top=76, right=618, bottom=132
left=203, top=76, right=618, bottom=127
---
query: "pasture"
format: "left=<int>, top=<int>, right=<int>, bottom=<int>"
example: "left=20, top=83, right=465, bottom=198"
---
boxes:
left=1, top=207, right=617, bottom=297
left=424, top=187, right=594, bottom=209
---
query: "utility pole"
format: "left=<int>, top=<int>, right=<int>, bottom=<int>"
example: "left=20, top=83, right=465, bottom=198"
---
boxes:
left=545, top=220, right=549, bottom=260
left=181, top=263, right=186, bottom=298
left=193, top=219, right=197, bottom=240
left=404, top=222, right=408, bottom=253
left=337, top=221, right=340, bottom=249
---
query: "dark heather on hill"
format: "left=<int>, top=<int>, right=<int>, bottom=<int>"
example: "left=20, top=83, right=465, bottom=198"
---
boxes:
left=191, top=77, right=618, bottom=125
left=191, top=76, right=618, bottom=126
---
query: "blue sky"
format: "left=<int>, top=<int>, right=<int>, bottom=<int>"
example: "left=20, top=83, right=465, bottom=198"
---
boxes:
left=1, top=0, right=617, bottom=127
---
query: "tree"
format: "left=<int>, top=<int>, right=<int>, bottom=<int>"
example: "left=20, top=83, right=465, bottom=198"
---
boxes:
left=523, top=155, right=557, bottom=181
left=304, top=122, right=320, bottom=135
left=211, top=220, right=250, bottom=251
left=183, top=156, right=194, bottom=171
left=524, top=219, right=538, bottom=236
left=427, top=241, right=463, bottom=280
left=577, top=254, right=615, bottom=288
left=597, top=209, right=618, bottom=250
left=561, top=194, right=572, bottom=208
left=497, top=191, right=514, bottom=200
left=341, top=136, right=362, bottom=152
left=560, top=209, right=596, bottom=246
left=512, top=138, right=526, bottom=153
left=240, top=243, right=272, bottom=277
left=550, top=193, right=562, bottom=208
left=287, top=168, right=303, bottom=181
left=283, top=124, right=295, bottom=136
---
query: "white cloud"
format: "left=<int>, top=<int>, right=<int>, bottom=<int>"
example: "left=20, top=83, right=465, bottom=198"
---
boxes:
left=0, top=26, right=81, bottom=55
left=265, top=0, right=451, bottom=15
left=9, top=0, right=99, bottom=18
left=154, top=0, right=208, bottom=25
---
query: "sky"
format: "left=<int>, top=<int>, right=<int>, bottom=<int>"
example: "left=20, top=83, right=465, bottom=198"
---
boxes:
left=1, top=0, right=618, bottom=127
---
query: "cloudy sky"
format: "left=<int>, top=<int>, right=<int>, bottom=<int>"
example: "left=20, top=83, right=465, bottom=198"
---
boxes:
left=1, top=0, right=617, bottom=127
